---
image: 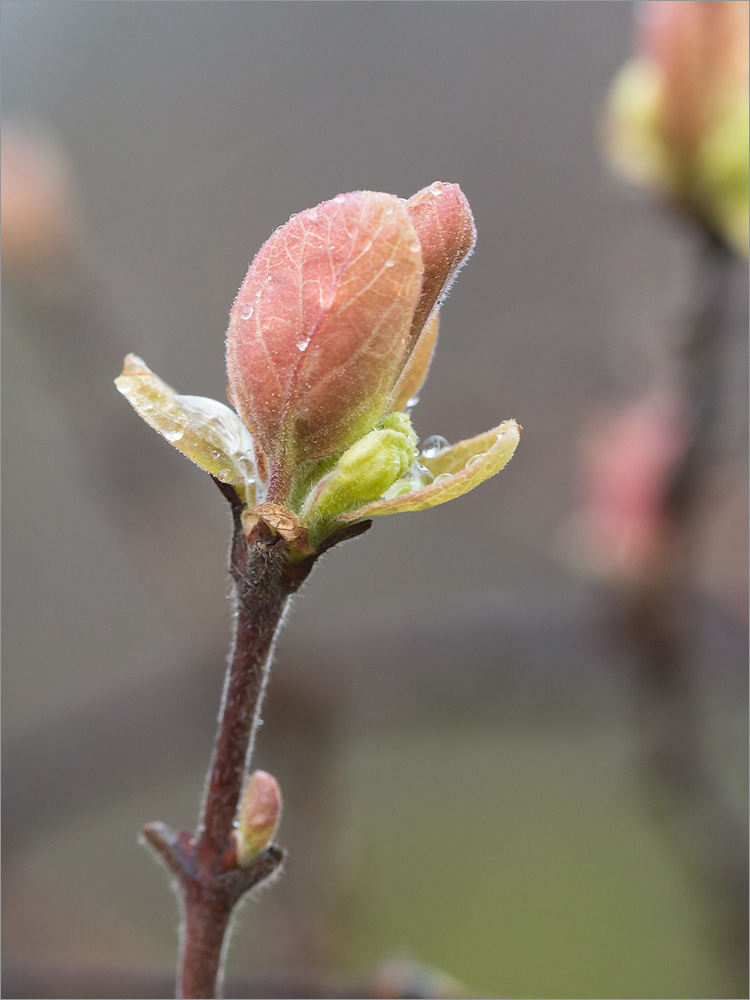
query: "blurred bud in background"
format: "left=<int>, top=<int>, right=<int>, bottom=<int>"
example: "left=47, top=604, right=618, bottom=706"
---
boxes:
left=604, top=0, right=749, bottom=255
left=1, top=125, right=84, bottom=278
left=371, top=958, right=467, bottom=1000
left=561, top=394, right=689, bottom=583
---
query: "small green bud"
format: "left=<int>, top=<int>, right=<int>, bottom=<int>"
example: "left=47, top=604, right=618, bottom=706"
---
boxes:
left=301, top=415, right=417, bottom=529
left=376, top=410, right=417, bottom=439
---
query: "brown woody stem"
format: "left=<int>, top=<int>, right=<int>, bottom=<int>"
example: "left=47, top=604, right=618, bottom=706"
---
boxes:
left=141, top=482, right=371, bottom=999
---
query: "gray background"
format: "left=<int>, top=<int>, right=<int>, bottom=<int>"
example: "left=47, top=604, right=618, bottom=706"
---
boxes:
left=3, top=3, right=747, bottom=998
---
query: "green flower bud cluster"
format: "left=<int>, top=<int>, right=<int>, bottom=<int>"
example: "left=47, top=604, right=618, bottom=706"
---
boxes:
left=300, top=412, right=417, bottom=541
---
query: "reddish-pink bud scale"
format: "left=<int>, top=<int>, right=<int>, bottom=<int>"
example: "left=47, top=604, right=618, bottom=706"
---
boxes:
left=404, top=182, right=476, bottom=358
left=227, top=191, right=423, bottom=494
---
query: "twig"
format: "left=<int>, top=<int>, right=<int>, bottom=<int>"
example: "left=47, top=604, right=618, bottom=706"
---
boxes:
left=141, top=482, right=370, bottom=998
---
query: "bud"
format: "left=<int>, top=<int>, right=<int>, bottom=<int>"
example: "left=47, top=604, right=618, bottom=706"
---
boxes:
left=373, top=959, right=467, bottom=1000
left=642, top=1, right=748, bottom=161
left=117, top=182, right=521, bottom=548
left=300, top=412, right=417, bottom=538
left=226, top=191, right=423, bottom=500
left=233, top=770, right=282, bottom=865
left=338, top=419, right=521, bottom=521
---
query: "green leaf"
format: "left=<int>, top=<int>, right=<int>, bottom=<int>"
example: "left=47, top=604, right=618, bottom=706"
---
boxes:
left=339, top=419, right=520, bottom=519
left=115, top=354, right=257, bottom=505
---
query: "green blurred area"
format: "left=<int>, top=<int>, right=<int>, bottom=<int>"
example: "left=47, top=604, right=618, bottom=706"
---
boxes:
left=338, top=722, right=732, bottom=999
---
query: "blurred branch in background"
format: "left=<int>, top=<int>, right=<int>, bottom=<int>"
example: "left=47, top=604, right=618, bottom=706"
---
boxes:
left=585, top=1, right=750, bottom=991
left=619, top=228, right=748, bottom=990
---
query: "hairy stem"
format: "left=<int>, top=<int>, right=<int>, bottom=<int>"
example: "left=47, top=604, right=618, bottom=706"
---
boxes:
left=141, top=484, right=372, bottom=999
left=194, top=527, right=290, bottom=878
left=181, top=531, right=291, bottom=997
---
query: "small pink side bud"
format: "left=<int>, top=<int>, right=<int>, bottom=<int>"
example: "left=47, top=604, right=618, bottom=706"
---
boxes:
left=233, top=770, right=282, bottom=866
left=404, top=181, right=476, bottom=356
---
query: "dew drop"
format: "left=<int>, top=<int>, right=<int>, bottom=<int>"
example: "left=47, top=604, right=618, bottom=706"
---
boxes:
left=421, top=435, right=450, bottom=459
left=430, top=183, right=443, bottom=196
left=406, top=394, right=420, bottom=409
left=333, top=194, right=346, bottom=204
left=410, top=463, right=435, bottom=488
left=164, top=427, right=184, bottom=443
left=384, top=480, right=414, bottom=500
left=385, top=260, right=395, bottom=268
left=433, top=473, right=453, bottom=485
left=239, top=303, right=254, bottom=320
left=465, top=451, right=487, bottom=468
left=296, top=339, right=310, bottom=352
left=409, top=240, right=421, bottom=252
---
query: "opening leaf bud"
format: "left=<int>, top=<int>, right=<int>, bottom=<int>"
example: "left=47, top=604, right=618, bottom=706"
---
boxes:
left=117, top=181, right=521, bottom=543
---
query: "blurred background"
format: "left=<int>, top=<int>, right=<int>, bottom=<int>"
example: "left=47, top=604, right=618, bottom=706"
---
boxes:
left=2, top=3, right=747, bottom=998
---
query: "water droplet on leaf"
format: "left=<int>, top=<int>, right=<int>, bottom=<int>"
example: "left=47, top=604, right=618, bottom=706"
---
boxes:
left=383, top=481, right=414, bottom=500
left=421, top=435, right=450, bottom=458
left=410, top=462, right=435, bottom=488
left=239, top=304, right=254, bottom=320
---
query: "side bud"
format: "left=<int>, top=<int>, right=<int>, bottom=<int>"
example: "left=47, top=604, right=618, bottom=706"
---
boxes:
left=233, top=770, right=282, bottom=866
